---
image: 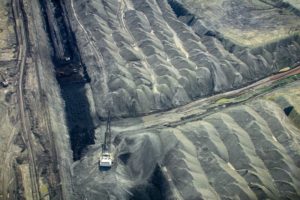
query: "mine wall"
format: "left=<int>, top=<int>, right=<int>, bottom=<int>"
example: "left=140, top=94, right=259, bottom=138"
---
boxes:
left=168, top=0, right=300, bottom=73
left=24, top=0, right=85, bottom=198
left=23, top=0, right=103, bottom=197
left=28, top=0, right=72, bottom=199
left=38, top=0, right=97, bottom=162
left=62, top=0, right=111, bottom=119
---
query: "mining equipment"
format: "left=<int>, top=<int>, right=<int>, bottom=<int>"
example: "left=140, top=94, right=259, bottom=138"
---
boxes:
left=0, top=71, right=9, bottom=87
left=99, top=111, right=113, bottom=168
left=65, top=56, right=71, bottom=62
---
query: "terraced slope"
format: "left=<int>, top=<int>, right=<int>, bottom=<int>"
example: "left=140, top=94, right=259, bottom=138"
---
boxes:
left=65, top=0, right=300, bottom=117
left=73, top=81, right=300, bottom=200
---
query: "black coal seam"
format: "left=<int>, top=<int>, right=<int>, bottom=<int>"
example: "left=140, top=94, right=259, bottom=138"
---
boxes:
left=38, top=0, right=55, bottom=55
left=284, top=106, right=294, bottom=116
left=50, top=0, right=73, bottom=60
left=167, top=0, right=189, bottom=17
left=38, top=0, right=94, bottom=161
left=130, top=165, right=167, bottom=200
left=59, top=0, right=91, bottom=83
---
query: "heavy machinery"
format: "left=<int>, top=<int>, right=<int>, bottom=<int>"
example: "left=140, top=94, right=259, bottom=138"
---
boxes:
left=0, top=71, right=8, bottom=87
left=99, top=111, right=113, bottom=168
left=99, top=151, right=112, bottom=168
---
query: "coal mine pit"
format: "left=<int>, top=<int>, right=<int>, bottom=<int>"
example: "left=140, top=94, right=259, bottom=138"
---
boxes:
left=4, top=0, right=300, bottom=199
left=39, top=0, right=94, bottom=160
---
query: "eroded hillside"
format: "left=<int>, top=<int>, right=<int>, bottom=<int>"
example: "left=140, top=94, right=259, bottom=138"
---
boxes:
left=67, top=0, right=300, bottom=117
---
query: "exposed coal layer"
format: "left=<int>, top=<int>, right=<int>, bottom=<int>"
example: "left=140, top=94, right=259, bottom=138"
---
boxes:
left=61, top=83, right=94, bottom=160
left=130, top=165, right=164, bottom=200
left=39, top=0, right=94, bottom=160
left=284, top=106, right=294, bottom=116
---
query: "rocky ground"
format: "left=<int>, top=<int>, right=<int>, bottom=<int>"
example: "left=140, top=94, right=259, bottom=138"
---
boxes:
left=0, top=0, right=21, bottom=198
left=67, top=0, right=300, bottom=117
left=73, top=80, right=300, bottom=200
left=0, top=0, right=299, bottom=199
left=67, top=0, right=300, bottom=199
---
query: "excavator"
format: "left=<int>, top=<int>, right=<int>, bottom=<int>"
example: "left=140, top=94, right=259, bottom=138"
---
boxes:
left=99, top=111, right=113, bottom=168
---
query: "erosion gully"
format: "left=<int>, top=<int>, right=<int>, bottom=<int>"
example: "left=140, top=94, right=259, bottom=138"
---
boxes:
left=39, top=0, right=94, bottom=160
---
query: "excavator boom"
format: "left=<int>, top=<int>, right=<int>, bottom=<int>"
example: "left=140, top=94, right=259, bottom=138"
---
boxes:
left=100, top=111, right=113, bottom=168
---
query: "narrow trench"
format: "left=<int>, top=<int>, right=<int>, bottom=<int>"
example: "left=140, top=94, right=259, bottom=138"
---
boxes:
left=167, top=0, right=190, bottom=18
left=39, top=0, right=94, bottom=160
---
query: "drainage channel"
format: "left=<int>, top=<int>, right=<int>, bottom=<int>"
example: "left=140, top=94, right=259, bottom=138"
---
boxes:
left=39, top=0, right=94, bottom=160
